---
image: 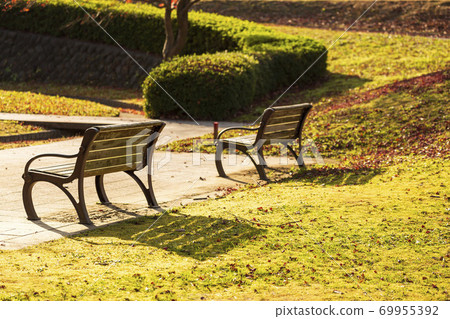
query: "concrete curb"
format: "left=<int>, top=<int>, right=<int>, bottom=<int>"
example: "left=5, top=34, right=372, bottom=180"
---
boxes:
left=0, top=129, right=64, bottom=143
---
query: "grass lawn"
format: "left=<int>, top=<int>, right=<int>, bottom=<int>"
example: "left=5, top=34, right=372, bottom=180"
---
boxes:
left=0, top=157, right=447, bottom=301
left=194, top=0, right=449, bottom=38
left=0, top=82, right=143, bottom=107
left=0, top=85, right=121, bottom=148
left=0, top=120, right=80, bottom=150
left=0, top=120, right=43, bottom=137
left=237, top=27, right=449, bottom=121
left=0, top=88, right=120, bottom=117
left=161, top=70, right=449, bottom=165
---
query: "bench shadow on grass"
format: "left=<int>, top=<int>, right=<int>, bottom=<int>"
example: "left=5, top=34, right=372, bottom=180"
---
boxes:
left=77, top=213, right=266, bottom=261
left=287, top=166, right=385, bottom=186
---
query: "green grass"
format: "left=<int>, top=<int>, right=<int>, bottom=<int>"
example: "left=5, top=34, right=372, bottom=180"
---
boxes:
left=0, top=137, right=78, bottom=150
left=0, top=82, right=143, bottom=106
left=0, top=120, right=79, bottom=150
left=0, top=72, right=447, bottom=300
left=0, top=88, right=120, bottom=117
left=276, top=28, right=449, bottom=88
left=0, top=120, right=44, bottom=137
left=236, top=27, right=449, bottom=121
left=306, top=74, right=449, bottom=161
left=0, top=157, right=447, bottom=300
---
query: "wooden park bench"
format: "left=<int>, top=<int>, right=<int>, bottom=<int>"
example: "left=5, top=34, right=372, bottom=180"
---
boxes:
left=22, top=121, right=165, bottom=225
left=215, top=103, right=312, bottom=181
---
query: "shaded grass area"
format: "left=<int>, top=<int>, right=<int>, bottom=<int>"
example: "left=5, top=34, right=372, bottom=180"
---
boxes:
left=0, top=87, right=120, bottom=117
left=0, top=158, right=447, bottom=300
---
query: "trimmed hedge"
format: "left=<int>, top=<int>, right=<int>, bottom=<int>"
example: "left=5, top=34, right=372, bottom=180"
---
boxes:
left=0, top=0, right=252, bottom=54
left=0, top=0, right=167, bottom=53
left=144, top=40, right=327, bottom=120
left=143, top=52, right=259, bottom=119
left=1, top=0, right=328, bottom=120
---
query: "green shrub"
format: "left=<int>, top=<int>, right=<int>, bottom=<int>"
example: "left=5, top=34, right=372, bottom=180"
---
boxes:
left=143, top=52, right=259, bottom=120
left=0, top=0, right=166, bottom=53
left=1, top=0, right=327, bottom=120
left=144, top=41, right=327, bottom=120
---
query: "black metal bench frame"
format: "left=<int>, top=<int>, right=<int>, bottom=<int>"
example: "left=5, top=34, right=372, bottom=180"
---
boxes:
left=22, top=121, right=165, bottom=225
left=215, top=103, right=312, bottom=180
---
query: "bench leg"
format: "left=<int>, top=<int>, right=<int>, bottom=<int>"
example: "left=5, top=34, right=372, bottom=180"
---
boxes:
left=125, top=171, right=158, bottom=208
left=254, top=145, right=269, bottom=181
left=75, top=179, right=92, bottom=225
left=23, top=180, right=40, bottom=221
left=23, top=178, right=92, bottom=225
left=253, top=148, right=268, bottom=181
left=215, top=142, right=227, bottom=177
left=286, top=144, right=304, bottom=167
left=95, top=175, right=111, bottom=204
left=216, top=142, right=268, bottom=181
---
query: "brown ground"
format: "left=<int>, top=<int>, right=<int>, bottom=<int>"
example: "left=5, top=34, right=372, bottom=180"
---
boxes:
left=193, top=0, right=449, bottom=38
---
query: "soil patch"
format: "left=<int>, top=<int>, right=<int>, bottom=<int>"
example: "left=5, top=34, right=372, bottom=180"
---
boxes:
left=194, top=0, right=449, bottom=38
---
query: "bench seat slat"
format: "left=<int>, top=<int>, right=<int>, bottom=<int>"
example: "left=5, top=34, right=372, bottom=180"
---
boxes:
left=266, top=114, right=301, bottom=125
left=84, top=163, right=139, bottom=177
left=91, top=134, right=149, bottom=151
left=85, top=153, right=143, bottom=172
left=95, top=127, right=157, bottom=141
left=223, top=135, right=256, bottom=146
left=30, top=163, right=75, bottom=178
left=263, top=129, right=298, bottom=140
left=270, top=107, right=309, bottom=117
left=264, top=121, right=299, bottom=134
left=87, top=143, right=147, bottom=161
left=33, top=163, right=75, bottom=172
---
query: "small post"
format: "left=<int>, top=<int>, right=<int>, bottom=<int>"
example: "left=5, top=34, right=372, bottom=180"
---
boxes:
left=213, top=122, right=219, bottom=140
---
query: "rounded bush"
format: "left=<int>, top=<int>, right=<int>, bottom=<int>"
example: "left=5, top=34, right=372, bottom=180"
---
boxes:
left=143, top=52, right=258, bottom=120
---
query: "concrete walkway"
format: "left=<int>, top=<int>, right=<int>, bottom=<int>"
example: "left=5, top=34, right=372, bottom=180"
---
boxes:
left=0, top=117, right=312, bottom=250
left=0, top=112, right=239, bottom=132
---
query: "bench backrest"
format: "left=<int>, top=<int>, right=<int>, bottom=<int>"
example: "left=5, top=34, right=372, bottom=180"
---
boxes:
left=258, top=103, right=312, bottom=141
left=76, top=121, right=165, bottom=177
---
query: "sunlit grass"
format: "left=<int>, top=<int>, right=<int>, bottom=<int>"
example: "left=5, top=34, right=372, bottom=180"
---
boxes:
left=0, top=82, right=143, bottom=106
left=0, top=158, right=447, bottom=300
left=238, top=26, right=450, bottom=120
left=0, top=89, right=120, bottom=117
left=0, top=120, right=44, bottom=136
left=161, top=75, right=449, bottom=166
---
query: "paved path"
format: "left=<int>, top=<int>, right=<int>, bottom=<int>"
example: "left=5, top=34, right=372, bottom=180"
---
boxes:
left=0, top=117, right=313, bottom=250
left=0, top=112, right=239, bottom=132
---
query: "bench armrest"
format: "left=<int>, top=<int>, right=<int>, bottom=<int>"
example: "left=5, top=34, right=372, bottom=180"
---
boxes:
left=217, top=126, right=259, bottom=140
left=23, top=147, right=84, bottom=176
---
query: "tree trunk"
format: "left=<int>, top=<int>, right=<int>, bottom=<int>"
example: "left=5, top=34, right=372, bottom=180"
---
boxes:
left=162, top=1, right=174, bottom=60
left=162, top=0, right=198, bottom=60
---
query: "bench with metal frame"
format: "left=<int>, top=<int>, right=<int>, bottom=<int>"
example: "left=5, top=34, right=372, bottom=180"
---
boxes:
left=215, top=103, right=312, bottom=181
left=22, top=121, right=165, bottom=225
